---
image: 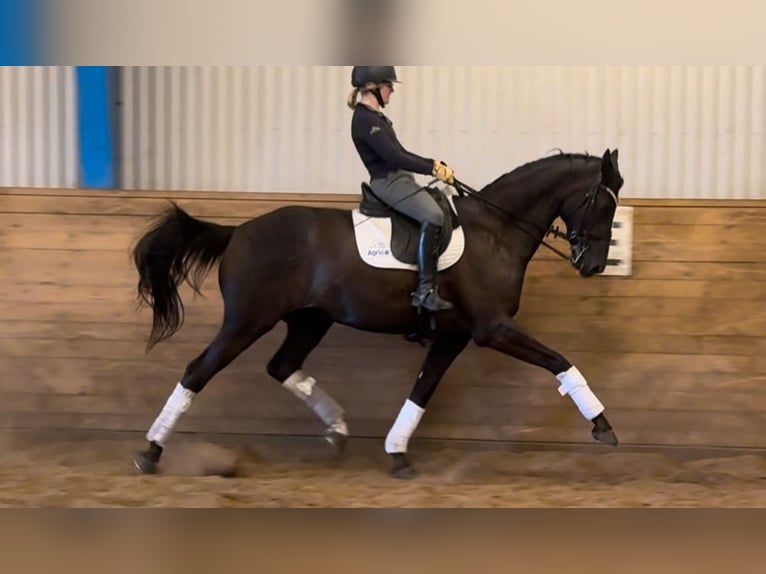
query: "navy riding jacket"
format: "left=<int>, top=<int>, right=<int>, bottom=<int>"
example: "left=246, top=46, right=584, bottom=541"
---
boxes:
left=351, top=103, right=435, bottom=181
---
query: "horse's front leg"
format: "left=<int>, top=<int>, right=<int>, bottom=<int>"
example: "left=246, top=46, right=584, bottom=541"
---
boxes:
left=385, top=331, right=472, bottom=479
left=473, top=317, right=618, bottom=446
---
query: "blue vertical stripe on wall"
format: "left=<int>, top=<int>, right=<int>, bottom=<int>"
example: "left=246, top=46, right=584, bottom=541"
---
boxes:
left=0, top=0, right=44, bottom=64
left=76, top=66, right=120, bottom=188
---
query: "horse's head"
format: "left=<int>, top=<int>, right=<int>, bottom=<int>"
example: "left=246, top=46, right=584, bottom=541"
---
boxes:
left=559, top=148, right=624, bottom=277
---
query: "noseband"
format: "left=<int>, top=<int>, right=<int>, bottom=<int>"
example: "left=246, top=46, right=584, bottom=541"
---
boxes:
left=549, top=180, right=619, bottom=265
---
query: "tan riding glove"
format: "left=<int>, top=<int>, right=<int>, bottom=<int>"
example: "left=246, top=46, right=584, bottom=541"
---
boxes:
left=433, top=160, right=455, bottom=184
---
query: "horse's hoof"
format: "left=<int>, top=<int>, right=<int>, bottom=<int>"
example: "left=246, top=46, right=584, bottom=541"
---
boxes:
left=390, top=453, right=417, bottom=479
left=592, top=428, right=619, bottom=446
left=324, top=430, right=348, bottom=454
left=591, top=413, right=618, bottom=446
left=393, top=465, right=418, bottom=479
left=133, top=452, right=159, bottom=474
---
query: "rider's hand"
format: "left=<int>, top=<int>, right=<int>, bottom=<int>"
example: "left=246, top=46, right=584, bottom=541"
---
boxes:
left=433, top=160, right=455, bottom=185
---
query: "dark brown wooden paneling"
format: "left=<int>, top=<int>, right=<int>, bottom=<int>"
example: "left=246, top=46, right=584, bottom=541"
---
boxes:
left=1, top=187, right=765, bottom=449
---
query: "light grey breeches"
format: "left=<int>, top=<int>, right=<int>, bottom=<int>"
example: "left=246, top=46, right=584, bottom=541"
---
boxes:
left=368, top=170, right=445, bottom=227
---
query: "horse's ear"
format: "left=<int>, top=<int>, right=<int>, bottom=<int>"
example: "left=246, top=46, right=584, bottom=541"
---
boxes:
left=610, top=148, right=619, bottom=163
left=601, top=148, right=611, bottom=163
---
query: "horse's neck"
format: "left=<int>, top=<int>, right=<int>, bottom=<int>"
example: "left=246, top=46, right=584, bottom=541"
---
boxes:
left=477, top=162, right=599, bottom=256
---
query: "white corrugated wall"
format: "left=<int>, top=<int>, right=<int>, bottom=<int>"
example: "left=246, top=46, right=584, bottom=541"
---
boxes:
left=120, top=66, right=766, bottom=199
left=0, top=66, right=78, bottom=188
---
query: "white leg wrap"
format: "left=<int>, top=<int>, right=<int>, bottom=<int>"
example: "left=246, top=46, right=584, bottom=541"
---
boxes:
left=556, top=366, right=604, bottom=420
left=146, top=382, right=196, bottom=446
left=385, top=399, right=425, bottom=454
left=282, top=370, right=347, bottom=435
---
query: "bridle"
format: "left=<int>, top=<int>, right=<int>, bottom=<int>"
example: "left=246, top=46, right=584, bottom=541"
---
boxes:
left=555, top=179, right=619, bottom=266
left=451, top=175, right=619, bottom=267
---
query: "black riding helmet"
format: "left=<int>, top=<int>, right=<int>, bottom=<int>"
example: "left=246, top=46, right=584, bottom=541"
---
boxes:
left=351, top=66, right=401, bottom=107
left=351, top=66, right=400, bottom=87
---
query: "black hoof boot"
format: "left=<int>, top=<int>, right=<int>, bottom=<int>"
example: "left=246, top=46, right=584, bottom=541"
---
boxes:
left=390, top=453, right=417, bottom=479
left=324, top=429, right=348, bottom=454
left=134, top=442, right=163, bottom=474
left=591, top=413, right=619, bottom=446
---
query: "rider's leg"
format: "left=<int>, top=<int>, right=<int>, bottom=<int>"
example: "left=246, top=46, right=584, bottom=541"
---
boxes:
left=369, top=171, right=453, bottom=312
left=410, top=220, right=453, bottom=311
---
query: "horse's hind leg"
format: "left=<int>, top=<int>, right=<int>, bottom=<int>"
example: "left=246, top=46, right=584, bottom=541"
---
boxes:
left=265, top=308, right=348, bottom=452
left=134, top=313, right=278, bottom=474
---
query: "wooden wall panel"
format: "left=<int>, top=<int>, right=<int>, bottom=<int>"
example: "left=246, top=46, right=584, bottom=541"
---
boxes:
left=1, top=187, right=765, bottom=449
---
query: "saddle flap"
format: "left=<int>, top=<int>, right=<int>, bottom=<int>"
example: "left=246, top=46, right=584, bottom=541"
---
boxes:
left=428, top=185, right=460, bottom=230
left=355, top=182, right=461, bottom=265
left=351, top=206, right=466, bottom=271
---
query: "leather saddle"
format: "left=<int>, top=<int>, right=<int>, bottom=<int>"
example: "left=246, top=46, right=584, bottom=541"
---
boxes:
left=357, top=182, right=460, bottom=265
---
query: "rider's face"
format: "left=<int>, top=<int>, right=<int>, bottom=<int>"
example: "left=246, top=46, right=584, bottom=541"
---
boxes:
left=379, top=81, right=394, bottom=104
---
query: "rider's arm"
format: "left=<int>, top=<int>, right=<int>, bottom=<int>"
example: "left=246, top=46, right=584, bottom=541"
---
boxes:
left=356, top=113, right=435, bottom=176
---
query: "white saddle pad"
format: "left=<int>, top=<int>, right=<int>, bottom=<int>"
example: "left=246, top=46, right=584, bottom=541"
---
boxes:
left=350, top=191, right=465, bottom=271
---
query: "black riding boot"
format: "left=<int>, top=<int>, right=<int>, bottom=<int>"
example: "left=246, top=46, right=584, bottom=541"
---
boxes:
left=411, top=222, right=453, bottom=312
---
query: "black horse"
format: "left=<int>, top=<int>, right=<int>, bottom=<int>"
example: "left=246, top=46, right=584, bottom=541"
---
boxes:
left=132, top=148, right=624, bottom=478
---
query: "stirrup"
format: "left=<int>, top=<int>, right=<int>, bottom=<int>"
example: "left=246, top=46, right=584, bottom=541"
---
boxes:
left=411, top=288, right=453, bottom=312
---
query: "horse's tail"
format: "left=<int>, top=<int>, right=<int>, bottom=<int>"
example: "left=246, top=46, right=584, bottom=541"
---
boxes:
left=132, top=201, right=235, bottom=351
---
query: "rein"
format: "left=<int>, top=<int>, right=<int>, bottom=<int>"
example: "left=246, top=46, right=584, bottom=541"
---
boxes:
left=451, top=178, right=573, bottom=262
left=451, top=176, right=618, bottom=265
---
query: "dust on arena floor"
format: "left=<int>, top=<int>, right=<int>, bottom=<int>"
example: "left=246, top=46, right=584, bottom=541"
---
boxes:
left=0, top=431, right=764, bottom=507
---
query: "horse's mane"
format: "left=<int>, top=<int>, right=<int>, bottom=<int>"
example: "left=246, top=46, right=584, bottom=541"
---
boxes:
left=480, top=150, right=598, bottom=194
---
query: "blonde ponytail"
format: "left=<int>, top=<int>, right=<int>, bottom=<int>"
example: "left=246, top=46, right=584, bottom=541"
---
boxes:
left=347, top=88, right=360, bottom=109
left=347, top=82, right=381, bottom=110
